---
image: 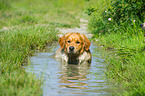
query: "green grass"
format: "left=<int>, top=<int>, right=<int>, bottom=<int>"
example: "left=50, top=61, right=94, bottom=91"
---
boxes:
left=94, top=30, right=145, bottom=96
left=87, top=0, right=145, bottom=95
left=2, top=0, right=144, bottom=95
left=0, top=0, right=85, bottom=29
left=0, top=0, right=91, bottom=95
left=0, top=25, right=58, bottom=96
left=96, top=27, right=145, bottom=95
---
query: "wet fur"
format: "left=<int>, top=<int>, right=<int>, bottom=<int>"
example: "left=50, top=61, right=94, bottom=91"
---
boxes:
left=55, top=33, right=91, bottom=65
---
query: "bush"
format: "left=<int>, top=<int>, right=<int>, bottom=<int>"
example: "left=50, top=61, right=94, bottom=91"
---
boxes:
left=104, top=0, right=145, bottom=25
left=87, top=0, right=145, bottom=35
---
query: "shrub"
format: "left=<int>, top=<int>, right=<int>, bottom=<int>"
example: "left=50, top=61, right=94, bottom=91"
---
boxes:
left=104, top=0, right=145, bottom=25
left=87, top=0, right=145, bottom=35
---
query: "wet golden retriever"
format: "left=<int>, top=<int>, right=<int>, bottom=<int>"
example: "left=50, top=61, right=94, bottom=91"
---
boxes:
left=55, top=33, right=91, bottom=65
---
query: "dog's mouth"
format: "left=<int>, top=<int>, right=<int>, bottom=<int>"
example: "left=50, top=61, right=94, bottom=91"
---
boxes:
left=68, top=50, right=75, bottom=54
left=68, top=49, right=80, bottom=55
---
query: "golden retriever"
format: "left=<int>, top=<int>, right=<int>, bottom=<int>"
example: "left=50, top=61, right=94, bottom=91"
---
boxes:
left=55, top=33, right=91, bottom=65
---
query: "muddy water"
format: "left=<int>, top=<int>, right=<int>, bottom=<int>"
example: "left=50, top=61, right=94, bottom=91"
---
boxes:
left=25, top=42, right=111, bottom=96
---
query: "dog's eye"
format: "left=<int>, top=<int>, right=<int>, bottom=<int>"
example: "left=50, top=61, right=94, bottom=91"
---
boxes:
left=76, top=41, right=80, bottom=44
left=67, top=40, right=71, bottom=43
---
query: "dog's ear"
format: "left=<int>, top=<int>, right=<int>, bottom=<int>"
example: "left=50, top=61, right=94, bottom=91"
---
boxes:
left=58, top=33, right=71, bottom=48
left=58, top=35, right=65, bottom=48
left=82, top=34, right=91, bottom=51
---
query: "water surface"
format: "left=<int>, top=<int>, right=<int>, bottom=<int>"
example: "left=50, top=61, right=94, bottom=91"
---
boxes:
left=25, top=42, right=111, bottom=96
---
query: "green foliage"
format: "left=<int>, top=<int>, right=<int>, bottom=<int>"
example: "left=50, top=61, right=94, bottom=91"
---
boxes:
left=0, top=0, right=86, bottom=95
left=88, top=16, right=118, bottom=35
left=0, top=0, right=81, bottom=29
left=87, top=0, right=145, bottom=35
left=104, top=0, right=145, bottom=25
left=0, top=0, right=10, bottom=10
left=0, top=26, right=58, bottom=96
left=97, top=27, right=145, bottom=95
left=87, top=0, right=145, bottom=95
left=85, top=8, right=97, bottom=16
left=21, top=15, right=38, bottom=24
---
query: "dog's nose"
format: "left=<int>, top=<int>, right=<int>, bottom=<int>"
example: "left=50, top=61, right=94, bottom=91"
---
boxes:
left=140, top=23, right=143, bottom=27
left=69, top=46, right=74, bottom=51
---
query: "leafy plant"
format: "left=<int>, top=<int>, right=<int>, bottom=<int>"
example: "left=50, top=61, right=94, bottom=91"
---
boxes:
left=87, top=0, right=145, bottom=35
left=85, top=7, right=97, bottom=16
left=103, top=0, right=145, bottom=25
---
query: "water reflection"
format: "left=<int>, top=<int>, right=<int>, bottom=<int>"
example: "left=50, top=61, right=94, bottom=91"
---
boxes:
left=58, top=63, right=90, bottom=89
left=25, top=42, right=111, bottom=96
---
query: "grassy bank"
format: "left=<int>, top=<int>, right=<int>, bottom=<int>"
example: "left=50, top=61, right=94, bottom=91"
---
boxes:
left=87, top=0, right=145, bottom=95
left=2, top=0, right=144, bottom=95
left=97, top=27, right=145, bottom=95
left=0, top=0, right=89, bottom=95
left=0, top=26, right=58, bottom=95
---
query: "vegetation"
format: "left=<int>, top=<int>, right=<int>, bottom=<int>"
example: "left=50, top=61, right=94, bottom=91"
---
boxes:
left=0, top=0, right=87, bottom=95
left=87, top=0, right=145, bottom=95
left=1, top=0, right=145, bottom=95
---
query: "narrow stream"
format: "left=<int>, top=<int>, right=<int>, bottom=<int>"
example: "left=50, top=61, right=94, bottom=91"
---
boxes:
left=24, top=42, right=111, bottom=96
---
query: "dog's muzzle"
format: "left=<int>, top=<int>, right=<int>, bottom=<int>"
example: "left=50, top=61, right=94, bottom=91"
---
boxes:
left=69, top=46, right=74, bottom=52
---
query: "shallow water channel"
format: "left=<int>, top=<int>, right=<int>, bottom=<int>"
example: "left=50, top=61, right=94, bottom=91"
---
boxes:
left=25, top=42, right=111, bottom=96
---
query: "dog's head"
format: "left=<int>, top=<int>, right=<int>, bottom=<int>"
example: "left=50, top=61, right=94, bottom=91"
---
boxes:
left=140, top=23, right=145, bottom=30
left=59, top=33, right=91, bottom=54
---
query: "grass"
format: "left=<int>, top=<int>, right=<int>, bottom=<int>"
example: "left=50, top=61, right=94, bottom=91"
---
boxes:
left=0, top=0, right=91, bottom=95
left=1, top=0, right=144, bottom=95
left=87, top=0, right=145, bottom=95
left=96, top=28, right=145, bottom=95
left=0, top=0, right=84, bottom=29
left=94, top=29, right=145, bottom=95
left=0, top=25, right=58, bottom=96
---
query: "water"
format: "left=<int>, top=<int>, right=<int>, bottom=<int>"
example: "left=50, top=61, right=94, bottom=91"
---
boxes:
left=25, top=42, right=111, bottom=96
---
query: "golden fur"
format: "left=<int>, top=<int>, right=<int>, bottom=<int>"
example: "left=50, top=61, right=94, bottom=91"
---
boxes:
left=55, top=33, right=91, bottom=64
